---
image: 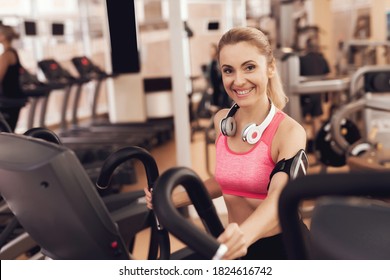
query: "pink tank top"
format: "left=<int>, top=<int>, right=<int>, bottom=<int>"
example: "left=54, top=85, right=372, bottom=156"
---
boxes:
left=215, top=110, right=285, bottom=199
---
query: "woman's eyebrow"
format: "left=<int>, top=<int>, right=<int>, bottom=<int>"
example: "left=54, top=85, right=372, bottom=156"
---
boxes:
left=221, top=60, right=256, bottom=68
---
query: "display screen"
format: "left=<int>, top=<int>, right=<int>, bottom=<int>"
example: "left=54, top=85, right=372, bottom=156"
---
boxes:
left=52, top=23, right=64, bottom=36
left=208, top=21, right=219, bottom=30
left=24, top=21, right=37, bottom=36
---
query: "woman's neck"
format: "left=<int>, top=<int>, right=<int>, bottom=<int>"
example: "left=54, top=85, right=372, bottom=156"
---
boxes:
left=237, top=97, right=271, bottom=124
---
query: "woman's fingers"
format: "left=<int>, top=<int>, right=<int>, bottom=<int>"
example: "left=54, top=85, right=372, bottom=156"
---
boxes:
left=143, top=187, right=153, bottom=209
left=217, top=223, right=247, bottom=260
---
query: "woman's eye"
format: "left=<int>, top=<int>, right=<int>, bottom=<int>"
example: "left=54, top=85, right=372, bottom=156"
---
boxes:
left=222, top=68, right=232, bottom=74
left=246, top=65, right=255, bottom=71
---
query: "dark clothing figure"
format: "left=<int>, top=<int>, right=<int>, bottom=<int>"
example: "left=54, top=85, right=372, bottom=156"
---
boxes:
left=0, top=48, right=24, bottom=131
left=299, top=51, right=330, bottom=118
left=2, top=48, right=23, bottom=98
left=242, top=221, right=310, bottom=260
left=209, top=59, right=231, bottom=109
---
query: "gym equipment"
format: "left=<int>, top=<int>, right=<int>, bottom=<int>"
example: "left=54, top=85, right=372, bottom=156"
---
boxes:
left=331, top=66, right=390, bottom=151
left=153, top=166, right=227, bottom=260
left=96, top=146, right=170, bottom=259
left=279, top=172, right=390, bottom=259
left=19, top=66, right=64, bottom=129
left=38, top=59, right=143, bottom=192
left=70, top=56, right=173, bottom=146
left=0, top=130, right=157, bottom=259
left=342, top=41, right=390, bottom=73
left=0, top=133, right=156, bottom=259
left=328, top=65, right=390, bottom=169
left=23, top=127, right=63, bottom=145
left=0, top=127, right=63, bottom=260
left=71, top=56, right=114, bottom=124
left=278, top=50, right=350, bottom=124
left=314, top=115, right=361, bottom=167
left=313, top=66, right=390, bottom=168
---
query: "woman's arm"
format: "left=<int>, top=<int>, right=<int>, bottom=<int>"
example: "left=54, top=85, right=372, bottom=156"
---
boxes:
left=0, top=53, right=10, bottom=81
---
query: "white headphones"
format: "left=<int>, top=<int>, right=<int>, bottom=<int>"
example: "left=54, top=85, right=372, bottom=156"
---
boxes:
left=220, top=101, right=276, bottom=145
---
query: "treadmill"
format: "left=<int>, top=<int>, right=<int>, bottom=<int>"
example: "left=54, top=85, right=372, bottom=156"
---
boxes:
left=19, top=66, right=64, bottom=130
left=37, top=59, right=144, bottom=192
left=37, top=58, right=154, bottom=149
left=71, top=56, right=174, bottom=146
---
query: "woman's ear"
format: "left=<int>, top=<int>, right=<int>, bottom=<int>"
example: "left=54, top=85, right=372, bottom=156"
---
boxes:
left=267, top=58, right=276, bottom=78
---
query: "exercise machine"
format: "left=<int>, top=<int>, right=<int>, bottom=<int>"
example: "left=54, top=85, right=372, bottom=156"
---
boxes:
left=0, top=127, right=64, bottom=260
left=19, top=66, right=64, bottom=130
left=96, top=145, right=170, bottom=259
left=321, top=65, right=390, bottom=170
left=0, top=133, right=168, bottom=259
left=37, top=59, right=151, bottom=148
left=279, top=172, right=390, bottom=259
left=37, top=59, right=146, bottom=193
left=70, top=56, right=173, bottom=146
left=153, top=166, right=227, bottom=260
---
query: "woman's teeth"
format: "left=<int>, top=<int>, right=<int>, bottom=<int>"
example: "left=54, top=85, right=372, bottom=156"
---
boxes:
left=236, top=89, right=252, bottom=95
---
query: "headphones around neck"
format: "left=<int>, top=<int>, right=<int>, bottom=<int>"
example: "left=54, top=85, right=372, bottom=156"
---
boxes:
left=220, top=101, right=276, bottom=145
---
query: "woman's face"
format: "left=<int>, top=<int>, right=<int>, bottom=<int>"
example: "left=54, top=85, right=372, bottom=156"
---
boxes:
left=219, top=41, right=272, bottom=108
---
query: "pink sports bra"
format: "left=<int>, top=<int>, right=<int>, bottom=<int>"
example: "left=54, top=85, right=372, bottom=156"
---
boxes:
left=214, top=110, right=285, bottom=199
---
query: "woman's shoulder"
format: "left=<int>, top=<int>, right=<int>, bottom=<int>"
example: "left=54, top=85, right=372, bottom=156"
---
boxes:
left=278, top=110, right=303, bottom=128
left=282, top=113, right=305, bottom=133
left=1, top=49, right=18, bottom=65
left=277, top=112, right=306, bottom=142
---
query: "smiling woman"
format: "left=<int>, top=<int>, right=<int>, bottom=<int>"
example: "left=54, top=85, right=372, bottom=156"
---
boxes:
left=210, top=27, right=308, bottom=260
left=145, top=26, right=308, bottom=260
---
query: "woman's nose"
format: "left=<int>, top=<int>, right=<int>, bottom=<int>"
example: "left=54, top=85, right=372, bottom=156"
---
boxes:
left=233, top=72, right=246, bottom=86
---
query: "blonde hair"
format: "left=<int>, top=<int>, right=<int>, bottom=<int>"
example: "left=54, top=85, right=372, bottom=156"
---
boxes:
left=217, top=26, right=288, bottom=109
left=0, top=24, right=20, bottom=42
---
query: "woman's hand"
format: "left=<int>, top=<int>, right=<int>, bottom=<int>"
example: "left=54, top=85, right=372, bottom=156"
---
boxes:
left=217, top=223, right=248, bottom=260
left=143, top=187, right=153, bottom=210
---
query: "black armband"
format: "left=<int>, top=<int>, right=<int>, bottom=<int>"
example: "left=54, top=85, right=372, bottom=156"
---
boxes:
left=267, top=149, right=308, bottom=190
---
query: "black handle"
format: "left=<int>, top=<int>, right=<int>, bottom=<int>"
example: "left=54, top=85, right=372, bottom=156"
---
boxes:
left=95, top=146, right=170, bottom=259
left=96, top=146, right=158, bottom=189
left=279, top=171, right=390, bottom=260
left=24, top=127, right=62, bottom=145
left=153, top=167, right=226, bottom=259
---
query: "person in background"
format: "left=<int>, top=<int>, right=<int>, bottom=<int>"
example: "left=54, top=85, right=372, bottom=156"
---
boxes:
left=208, top=43, right=231, bottom=109
left=146, top=27, right=308, bottom=260
left=299, top=36, right=330, bottom=150
left=0, top=24, right=24, bottom=132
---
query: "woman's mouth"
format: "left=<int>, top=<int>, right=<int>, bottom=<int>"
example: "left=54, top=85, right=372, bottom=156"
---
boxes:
left=234, top=88, right=253, bottom=96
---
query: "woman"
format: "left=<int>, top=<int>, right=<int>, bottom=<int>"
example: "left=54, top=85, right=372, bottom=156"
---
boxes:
left=146, top=27, right=307, bottom=260
left=0, top=24, right=24, bottom=132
